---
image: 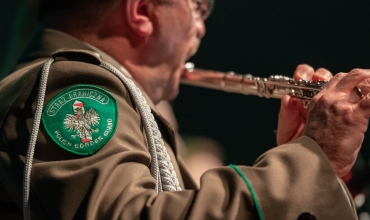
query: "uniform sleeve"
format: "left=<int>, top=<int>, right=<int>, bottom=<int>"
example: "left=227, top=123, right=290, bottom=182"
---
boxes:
left=3, top=59, right=357, bottom=220
left=228, top=136, right=357, bottom=220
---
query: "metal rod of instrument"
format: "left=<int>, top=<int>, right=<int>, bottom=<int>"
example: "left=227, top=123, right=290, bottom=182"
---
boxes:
left=181, top=62, right=327, bottom=101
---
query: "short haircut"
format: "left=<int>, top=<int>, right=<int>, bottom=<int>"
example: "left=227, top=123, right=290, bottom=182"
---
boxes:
left=38, top=0, right=174, bottom=32
left=38, top=0, right=122, bottom=31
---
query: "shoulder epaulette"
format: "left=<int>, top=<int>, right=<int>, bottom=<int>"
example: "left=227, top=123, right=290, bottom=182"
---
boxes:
left=51, top=48, right=102, bottom=65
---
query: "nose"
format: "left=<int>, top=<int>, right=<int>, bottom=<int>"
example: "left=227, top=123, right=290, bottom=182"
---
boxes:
left=195, top=17, right=206, bottom=39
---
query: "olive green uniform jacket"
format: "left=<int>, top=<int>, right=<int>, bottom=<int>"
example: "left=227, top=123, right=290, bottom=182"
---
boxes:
left=0, top=29, right=358, bottom=220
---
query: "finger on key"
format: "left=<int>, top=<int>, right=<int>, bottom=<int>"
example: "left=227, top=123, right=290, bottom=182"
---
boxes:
left=312, top=68, right=332, bottom=82
left=336, top=69, right=370, bottom=94
left=293, top=64, right=315, bottom=81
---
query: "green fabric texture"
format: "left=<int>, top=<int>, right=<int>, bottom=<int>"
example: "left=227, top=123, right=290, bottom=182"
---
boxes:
left=229, top=164, right=264, bottom=220
left=42, top=84, right=118, bottom=156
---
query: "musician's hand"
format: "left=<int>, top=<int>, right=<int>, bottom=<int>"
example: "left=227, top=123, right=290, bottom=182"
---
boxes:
left=276, top=64, right=332, bottom=145
left=303, top=69, right=370, bottom=177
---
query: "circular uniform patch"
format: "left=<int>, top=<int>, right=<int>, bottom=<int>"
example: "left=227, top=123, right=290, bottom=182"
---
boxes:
left=42, top=84, right=118, bottom=156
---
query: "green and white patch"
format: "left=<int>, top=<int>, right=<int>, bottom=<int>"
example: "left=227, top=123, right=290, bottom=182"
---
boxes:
left=42, top=84, right=118, bottom=155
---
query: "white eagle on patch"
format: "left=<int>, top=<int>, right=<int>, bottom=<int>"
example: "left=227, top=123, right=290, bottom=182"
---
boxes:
left=64, top=100, right=101, bottom=143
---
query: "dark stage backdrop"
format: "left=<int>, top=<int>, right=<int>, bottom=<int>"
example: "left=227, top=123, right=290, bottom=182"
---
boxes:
left=1, top=1, right=370, bottom=165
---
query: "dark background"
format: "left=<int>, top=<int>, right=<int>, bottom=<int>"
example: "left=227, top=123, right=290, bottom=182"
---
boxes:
left=2, top=0, right=370, bottom=166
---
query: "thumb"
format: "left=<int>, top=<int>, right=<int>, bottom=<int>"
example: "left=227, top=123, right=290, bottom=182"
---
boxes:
left=278, top=95, right=299, bottom=125
left=277, top=95, right=301, bottom=145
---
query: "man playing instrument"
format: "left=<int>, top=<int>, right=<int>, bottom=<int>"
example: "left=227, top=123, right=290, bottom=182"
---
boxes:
left=0, top=0, right=369, bottom=219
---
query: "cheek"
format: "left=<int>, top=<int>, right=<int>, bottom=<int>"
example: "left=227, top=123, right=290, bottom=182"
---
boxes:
left=175, top=7, right=197, bottom=39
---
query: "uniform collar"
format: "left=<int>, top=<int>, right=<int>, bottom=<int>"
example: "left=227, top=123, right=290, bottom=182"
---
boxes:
left=83, top=42, right=162, bottom=116
left=84, top=43, right=133, bottom=79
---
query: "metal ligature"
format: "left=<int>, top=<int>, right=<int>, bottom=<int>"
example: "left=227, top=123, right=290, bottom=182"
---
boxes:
left=181, top=62, right=327, bottom=106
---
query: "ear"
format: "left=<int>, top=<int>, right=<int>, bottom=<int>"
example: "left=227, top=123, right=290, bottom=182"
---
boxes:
left=125, top=0, right=153, bottom=37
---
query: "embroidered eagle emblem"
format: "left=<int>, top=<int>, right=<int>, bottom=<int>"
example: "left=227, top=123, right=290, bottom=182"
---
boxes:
left=64, top=100, right=101, bottom=143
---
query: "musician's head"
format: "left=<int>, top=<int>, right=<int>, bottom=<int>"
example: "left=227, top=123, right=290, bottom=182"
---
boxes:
left=38, top=0, right=213, bottom=103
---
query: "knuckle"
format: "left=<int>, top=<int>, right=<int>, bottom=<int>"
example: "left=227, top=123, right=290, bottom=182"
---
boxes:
left=318, top=94, right=331, bottom=105
left=335, top=72, right=347, bottom=78
left=341, top=105, right=353, bottom=117
left=329, top=102, right=340, bottom=115
left=329, top=101, right=352, bottom=119
left=349, top=68, right=364, bottom=76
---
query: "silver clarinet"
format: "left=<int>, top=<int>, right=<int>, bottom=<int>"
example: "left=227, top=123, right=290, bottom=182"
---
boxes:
left=181, top=62, right=327, bottom=106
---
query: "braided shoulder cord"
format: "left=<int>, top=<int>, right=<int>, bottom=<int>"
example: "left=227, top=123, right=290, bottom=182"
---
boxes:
left=23, top=58, right=54, bottom=220
left=100, top=61, right=182, bottom=192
